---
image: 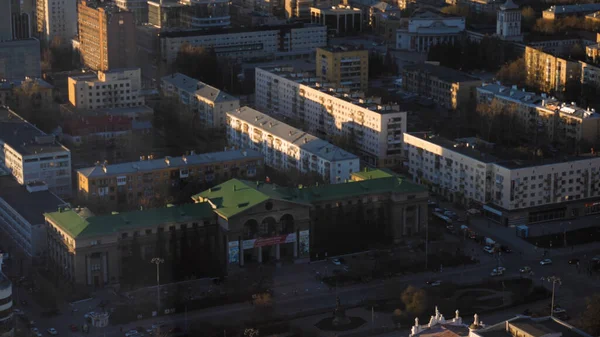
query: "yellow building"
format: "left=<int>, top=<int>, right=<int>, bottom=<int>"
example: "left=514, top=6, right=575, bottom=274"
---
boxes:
left=524, top=46, right=581, bottom=93
left=316, top=46, right=369, bottom=92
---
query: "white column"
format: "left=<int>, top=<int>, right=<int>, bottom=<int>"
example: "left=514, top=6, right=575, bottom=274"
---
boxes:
left=275, top=244, right=281, bottom=260
left=102, top=253, right=108, bottom=284
left=86, top=255, right=92, bottom=286
left=258, top=246, right=263, bottom=263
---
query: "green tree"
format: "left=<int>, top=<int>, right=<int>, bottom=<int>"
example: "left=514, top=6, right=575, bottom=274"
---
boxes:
left=401, top=286, right=428, bottom=316
left=496, top=57, right=526, bottom=87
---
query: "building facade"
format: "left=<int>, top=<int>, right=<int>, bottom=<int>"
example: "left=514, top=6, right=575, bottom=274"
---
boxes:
left=60, top=115, right=134, bottom=146
left=68, top=68, right=144, bottom=110
left=395, top=10, right=465, bottom=53
left=404, top=132, right=600, bottom=226
left=310, top=5, right=363, bottom=36
left=114, top=0, right=149, bottom=24
left=495, top=0, right=522, bottom=41
left=580, top=61, right=600, bottom=89
left=0, top=108, right=72, bottom=198
left=0, top=38, right=41, bottom=80
left=255, top=67, right=407, bottom=167
left=316, top=46, right=369, bottom=92
left=0, top=78, right=53, bottom=110
left=160, top=73, right=240, bottom=128
left=0, top=261, right=12, bottom=337
left=285, top=0, right=339, bottom=19
left=401, top=63, right=482, bottom=110
left=78, top=1, right=137, bottom=71
left=226, top=107, right=360, bottom=184
left=76, top=149, right=264, bottom=210
left=35, top=0, right=77, bottom=44
left=542, top=3, right=600, bottom=20
left=524, top=46, right=581, bottom=93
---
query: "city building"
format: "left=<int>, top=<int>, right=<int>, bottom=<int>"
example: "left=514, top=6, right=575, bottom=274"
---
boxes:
left=580, top=61, right=600, bottom=89
left=114, top=0, right=149, bottom=24
left=35, top=0, right=77, bottom=44
left=395, top=10, right=465, bottom=52
left=193, top=173, right=428, bottom=264
left=226, top=106, right=360, bottom=184
left=527, top=35, right=595, bottom=57
left=60, top=115, right=134, bottom=146
left=310, top=5, right=363, bottom=36
left=76, top=149, right=264, bottom=210
left=0, top=107, right=72, bottom=198
left=409, top=308, right=468, bottom=337
left=0, top=174, right=67, bottom=257
left=255, top=67, right=407, bottom=167
left=0, top=1, right=12, bottom=42
left=0, top=78, right=53, bottom=109
left=374, top=13, right=402, bottom=45
left=68, top=68, right=144, bottom=110
left=542, top=3, right=600, bottom=20
left=316, top=46, right=368, bottom=91
left=0, top=256, right=12, bottom=337
left=471, top=315, right=593, bottom=337
left=496, top=0, right=522, bottom=41
left=285, top=0, right=339, bottom=19
left=404, top=132, right=600, bottom=226
left=345, top=0, right=401, bottom=29
left=587, top=11, right=600, bottom=25
left=401, top=63, right=482, bottom=110
left=586, top=43, right=600, bottom=64
left=456, top=0, right=501, bottom=14
left=476, top=83, right=600, bottom=144
left=0, top=38, right=41, bottom=80
left=78, top=1, right=137, bottom=72
left=148, top=1, right=184, bottom=28
left=147, top=0, right=231, bottom=29
left=160, top=73, right=240, bottom=128
left=44, top=203, right=223, bottom=288
left=524, top=46, right=581, bottom=93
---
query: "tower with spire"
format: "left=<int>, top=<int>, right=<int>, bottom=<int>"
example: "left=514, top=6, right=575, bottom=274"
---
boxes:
left=496, top=0, right=522, bottom=41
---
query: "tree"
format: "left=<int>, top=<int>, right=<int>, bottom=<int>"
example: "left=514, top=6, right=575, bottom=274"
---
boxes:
left=392, top=308, right=404, bottom=327
left=496, top=58, right=526, bottom=87
left=521, top=7, right=536, bottom=31
left=580, top=294, right=600, bottom=336
left=401, top=286, right=428, bottom=316
left=568, top=43, right=585, bottom=60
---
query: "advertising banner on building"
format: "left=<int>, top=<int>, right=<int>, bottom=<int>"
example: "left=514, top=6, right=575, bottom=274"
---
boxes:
left=228, top=241, right=239, bottom=264
left=299, top=230, right=309, bottom=255
left=242, top=233, right=297, bottom=250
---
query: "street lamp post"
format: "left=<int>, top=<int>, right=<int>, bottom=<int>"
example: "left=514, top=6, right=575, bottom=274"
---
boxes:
left=151, top=258, right=164, bottom=316
left=541, top=276, right=562, bottom=317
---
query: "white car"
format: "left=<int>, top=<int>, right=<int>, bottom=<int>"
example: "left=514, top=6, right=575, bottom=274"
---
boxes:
left=540, top=259, right=553, bottom=266
left=483, top=246, right=495, bottom=254
left=125, top=330, right=139, bottom=337
left=490, top=269, right=504, bottom=276
left=497, top=266, right=506, bottom=272
left=31, top=328, right=39, bottom=334
left=331, top=258, right=342, bottom=266
left=47, top=328, right=58, bottom=335
left=84, top=311, right=95, bottom=319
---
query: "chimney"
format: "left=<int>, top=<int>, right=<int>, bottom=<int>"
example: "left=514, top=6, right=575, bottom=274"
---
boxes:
left=233, top=184, right=237, bottom=191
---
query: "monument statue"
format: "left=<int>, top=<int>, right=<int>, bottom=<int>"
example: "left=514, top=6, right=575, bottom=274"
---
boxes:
left=332, top=296, right=351, bottom=326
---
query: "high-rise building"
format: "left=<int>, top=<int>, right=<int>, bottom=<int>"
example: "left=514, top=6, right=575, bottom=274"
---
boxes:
left=524, top=46, right=581, bottom=93
left=146, top=0, right=231, bottom=29
left=0, top=38, right=41, bottom=80
left=0, top=1, right=12, bottom=42
left=68, top=68, right=144, bottom=110
left=310, top=5, right=362, bottom=36
left=78, top=1, right=137, bottom=71
left=35, top=0, right=77, bottom=44
left=0, top=257, right=13, bottom=337
left=316, top=46, right=368, bottom=92
left=115, top=0, right=149, bottom=24
left=496, top=0, right=522, bottom=41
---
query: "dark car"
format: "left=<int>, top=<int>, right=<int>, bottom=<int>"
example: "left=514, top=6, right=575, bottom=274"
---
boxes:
left=568, top=258, right=579, bottom=265
left=500, top=246, right=512, bottom=253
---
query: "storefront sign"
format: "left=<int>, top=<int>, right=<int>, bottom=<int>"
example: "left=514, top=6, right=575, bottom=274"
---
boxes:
left=228, top=241, right=239, bottom=264
left=299, top=230, right=309, bottom=255
left=242, top=233, right=297, bottom=249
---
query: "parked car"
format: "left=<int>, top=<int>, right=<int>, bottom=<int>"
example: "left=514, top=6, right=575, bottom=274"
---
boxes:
left=490, top=269, right=504, bottom=276
left=46, top=328, right=58, bottom=335
left=497, top=266, right=506, bottom=273
left=331, top=258, right=342, bottom=266
left=500, top=246, right=512, bottom=253
left=540, top=259, right=553, bottom=266
left=125, top=330, right=139, bottom=337
left=426, top=280, right=442, bottom=286
left=519, top=266, right=531, bottom=273
left=483, top=246, right=494, bottom=254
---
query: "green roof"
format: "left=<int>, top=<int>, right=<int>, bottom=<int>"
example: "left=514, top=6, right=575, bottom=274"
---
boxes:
left=351, top=167, right=400, bottom=180
left=44, top=203, right=214, bottom=239
left=193, top=176, right=427, bottom=219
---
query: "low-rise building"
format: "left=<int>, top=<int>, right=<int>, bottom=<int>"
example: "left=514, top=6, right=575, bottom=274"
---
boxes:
left=404, top=132, right=600, bottom=226
left=580, top=61, right=600, bottom=89
left=160, top=73, right=240, bottom=128
left=60, top=115, right=133, bottom=146
left=0, top=174, right=67, bottom=257
left=226, top=106, right=360, bottom=184
left=345, top=0, right=401, bottom=28
left=524, top=46, right=581, bottom=93
left=542, top=3, right=600, bottom=20
left=285, top=0, right=338, bottom=19
left=396, top=10, right=466, bottom=53
left=586, top=43, right=600, bottom=64
left=471, top=315, right=593, bottom=337
left=316, top=46, right=369, bottom=91
left=0, top=107, right=72, bottom=198
left=0, top=78, right=53, bottom=109
left=68, top=68, right=144, bottom=110
left=255, top=67, right=407, bottom=167
left=456, top=0, right=501, bottom=14
left=374, top=13, right=403, bottom=45
left=76, top=149, right=264, bottom=210
left=0, top=38, right=41, bottom=80
left=401, top=63, right=482, bottom=110
left=310, top=5, right=363, bottom=36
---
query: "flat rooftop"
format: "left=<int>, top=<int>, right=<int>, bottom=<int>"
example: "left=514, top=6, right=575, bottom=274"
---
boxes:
left=478, top=83, right=544, bottom=105
left=311, top=5, right=361, bottom=13
left=0, top=108, right=69, bottom=156
left=545, top=3, right=600, bottom=14
left=0, top=78, right=53, bottom=90
left=161, top=73, right=238, bottom=103
left=0, top=175, right=66, bottom=225
left=228, top=107, right=358, bottom=162
left=318, top=45, right=367, bottom=53
left=476, top=316, right=593, bottom=337
left=406, top=132, right=498, bottom=163
left=77, top=148, right=264, bottom=178
left=158, top=22, right=314, bottom=38
left=403, top=63, right=480, bottom=83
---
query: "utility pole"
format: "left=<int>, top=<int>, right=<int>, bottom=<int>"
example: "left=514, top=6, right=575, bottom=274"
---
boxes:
left=151, top=257, right=164, bottom=318
left=425, top=222, right=429, bottom=270
left=541, top=276, right=561, bottom=317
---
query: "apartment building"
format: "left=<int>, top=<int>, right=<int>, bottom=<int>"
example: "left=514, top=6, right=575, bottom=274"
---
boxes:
left=78, top=1, right=137, bottom=71
left=146, top=0, right=231, bottom=29
left=0, top=78, right=53, bottom=109
left=0, top=175, right=66, bottom=257
left=0, top=260, right=12, bottom=337
left=477, top=83, right=600, bottom=144
left=404, top=132, right=600, bottom=226
left=35, top=0, right=77, bottom=44
left=0, top=107, right=72, bottom=198
left=114, top=0, right=149, bottom=24
left=76, top=149, right=264, bottom=210
left=542, top=3, right=600, bottom=20
left=524, top=46, right=582, bottom=93
left=285, top=0, right=339, bottom=19
left=587, top=44, right=600, bottom=64
left=68, top=68, right=144, bottom=110
left=316, top=46, right=368, bottom=92
left=580, top=61, right=600, bottom=88
left=160, top=73, right=240, bottom=128
left=456, top=0, right=501, bottom=14
left=401, top=63, right=482, bottom=110
left=226, top=107, right=360, bottom=184
left=0, top=38, right=41, bottom=80
left=44, top=203, right=223, bottom=288
left=255, top=67, right=407, bottom=167
left=395, top=10, right=465, bottom=52
left=61, top=115, right=134, bottom=146
left=310, top=5, right=363, bottom=36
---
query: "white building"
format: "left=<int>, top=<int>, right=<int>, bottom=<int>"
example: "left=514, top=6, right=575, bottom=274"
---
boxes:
left=396, top=10, right=465, bottom=52
left=227, top=106, right=360, bottom=184
left=495, top=0, right=522, bottom=41
left=0, top=107, right=72, bottom=198
left=35, top=0, right=77, bottom=44
left=158, top=24, right=327, bottom=64
left=470, top=315, right=593, bottom=337
left=404, top=132, right=600, bottom=225
left=161, top=73, right=240, bottom=128
left=255, top=67, right=406, bottom=167
left=0, top=176, right=66, bottom=257
left=68, top=68, right=144, bottom=110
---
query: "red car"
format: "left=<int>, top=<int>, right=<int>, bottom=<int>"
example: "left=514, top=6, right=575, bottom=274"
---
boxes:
left=70, top=324, right=78, bottom=332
